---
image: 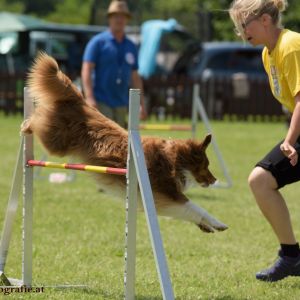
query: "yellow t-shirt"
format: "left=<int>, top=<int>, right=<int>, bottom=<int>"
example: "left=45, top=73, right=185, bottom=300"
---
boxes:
left=262, top=29, right=300, bottom=112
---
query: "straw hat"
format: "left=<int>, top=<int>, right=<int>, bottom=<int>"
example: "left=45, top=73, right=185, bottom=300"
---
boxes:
left=107, top=1, right=131, bottom=18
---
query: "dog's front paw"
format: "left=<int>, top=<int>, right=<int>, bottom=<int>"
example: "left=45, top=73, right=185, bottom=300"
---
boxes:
left=208, top=218, right=228, bottom=232
left=198, top=217, right=228, bottom=233
left=197, top=223, right=215, bottom=233
left=213, top=222, right=228, bottom=232
left=20, top=119, right=33, bottom=135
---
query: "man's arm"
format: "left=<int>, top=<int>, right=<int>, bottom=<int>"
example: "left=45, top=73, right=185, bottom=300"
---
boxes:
left=81, top=62, right=97, bottom=107
left=131, top=70, right=147, bottom=119
left=280, top=92, right=300, bottom=166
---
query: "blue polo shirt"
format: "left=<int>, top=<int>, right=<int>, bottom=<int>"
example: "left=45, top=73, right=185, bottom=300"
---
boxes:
left=83, top=30, right=138, bottom=108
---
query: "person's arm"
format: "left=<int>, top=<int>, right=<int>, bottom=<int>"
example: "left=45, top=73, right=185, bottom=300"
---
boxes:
left=131, top=70, right=147, bottom=120
left=81, top=62, right=97, bottom=108
left=280, top=92, right=300, bottom=166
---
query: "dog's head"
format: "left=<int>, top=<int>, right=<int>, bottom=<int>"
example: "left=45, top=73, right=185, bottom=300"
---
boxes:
left=176, top=134, right=216, bottom=188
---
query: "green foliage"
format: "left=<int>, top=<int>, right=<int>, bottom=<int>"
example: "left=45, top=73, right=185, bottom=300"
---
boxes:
left=283, top=0, right=300, bottom=31
left=22, top=0, right=59, bottom=15
left=153, top=0, right=198, bottom=11
left=1, top=0, right=300, bottom=41
left=0, top=0, right=24, bottom=13
left=46, top=0, right=93, bottom=24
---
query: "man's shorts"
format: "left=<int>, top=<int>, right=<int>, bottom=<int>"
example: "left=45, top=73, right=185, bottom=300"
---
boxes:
left=97, top=102, right=127, bottom=128
left=256, top=137, right=300, bottom=189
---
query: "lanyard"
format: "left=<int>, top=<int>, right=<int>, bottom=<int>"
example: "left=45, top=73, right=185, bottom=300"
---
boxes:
left=116, top=41, right=125, bottom=85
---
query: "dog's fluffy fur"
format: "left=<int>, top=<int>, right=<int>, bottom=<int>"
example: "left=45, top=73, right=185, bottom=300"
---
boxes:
left=21, top=53, right=228, bottom=233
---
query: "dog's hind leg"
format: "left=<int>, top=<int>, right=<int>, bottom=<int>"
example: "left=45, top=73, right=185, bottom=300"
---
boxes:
left=154, top=194, right=228, bottom=233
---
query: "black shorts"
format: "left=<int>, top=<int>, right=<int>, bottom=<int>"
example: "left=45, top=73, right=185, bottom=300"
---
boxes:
left=256, top=137, right=300, bottom=189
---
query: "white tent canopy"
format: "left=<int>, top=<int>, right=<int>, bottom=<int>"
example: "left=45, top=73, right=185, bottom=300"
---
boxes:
left=0, top=12, right=47, bottom=32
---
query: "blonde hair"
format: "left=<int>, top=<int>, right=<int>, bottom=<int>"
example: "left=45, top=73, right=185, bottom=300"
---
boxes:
left=229, top=0, right=288, bottom=39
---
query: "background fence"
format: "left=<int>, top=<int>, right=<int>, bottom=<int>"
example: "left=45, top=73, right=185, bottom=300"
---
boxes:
left=0, top=74, right=25, bottom=115
left=143, top=74, right=285, bottom=121
left=0, top=73, right=285, bottom=121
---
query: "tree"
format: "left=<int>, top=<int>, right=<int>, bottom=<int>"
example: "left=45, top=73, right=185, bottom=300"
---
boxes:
left=2, top=0, right=300, bottom=41
left=89, top=0, right=111, bottom=25
left=23, top=0, right=59, bottom=16
left=46, top=0, right=93, bottom=24
left=4, top=0, right=58, bottom=16
left=0, top=0, right=24, bottom=13
left=283, top=0, right=300, bottom=31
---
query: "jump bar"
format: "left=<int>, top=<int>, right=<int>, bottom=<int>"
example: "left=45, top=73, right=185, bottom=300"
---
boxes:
left=139, top=124, right=191, bottom=131
left=27, top=160, right=127, bottom=176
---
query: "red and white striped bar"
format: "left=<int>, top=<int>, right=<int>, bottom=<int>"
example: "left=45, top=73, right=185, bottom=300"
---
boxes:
left=27, top=160, right=127, bottom=176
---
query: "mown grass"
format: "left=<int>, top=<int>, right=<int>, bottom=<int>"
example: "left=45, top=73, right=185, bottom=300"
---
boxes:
left=1, top=113, right=300, bottom=299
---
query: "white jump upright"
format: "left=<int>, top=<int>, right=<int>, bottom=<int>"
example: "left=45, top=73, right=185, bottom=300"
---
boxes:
left=191, top=84, right=232, bottom=188
left=22, top=87, right=34, bottom=287
left=0, top=137, right=24, bottom=286
left=0, top=88, right=35, bottom=287
left=0, top=88, right=174, bottom=299
left=124, top=90, right=174, bottom=300
left=0, top=88, right=34, bottom=287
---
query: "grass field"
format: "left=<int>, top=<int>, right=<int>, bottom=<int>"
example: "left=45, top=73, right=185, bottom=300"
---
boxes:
left=1, top=114, right=300, bottom=299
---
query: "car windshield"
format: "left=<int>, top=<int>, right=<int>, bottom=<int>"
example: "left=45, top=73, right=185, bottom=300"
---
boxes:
left=207, top=50, right=264, bottom=72
left=0, top=32, right=18, bottom=54
left=188, top=48, right=265, bottom=77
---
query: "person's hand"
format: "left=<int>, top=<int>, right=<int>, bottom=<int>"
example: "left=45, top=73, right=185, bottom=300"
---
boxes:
left=140, top=106, right=147, bottom=120
left=85, top=96, right=97, bottom=108
left=280, top=141, right=298, bottom=166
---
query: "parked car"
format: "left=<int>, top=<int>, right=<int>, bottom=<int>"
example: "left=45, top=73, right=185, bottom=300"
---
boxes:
left=172, top=41, right=265, bottom=79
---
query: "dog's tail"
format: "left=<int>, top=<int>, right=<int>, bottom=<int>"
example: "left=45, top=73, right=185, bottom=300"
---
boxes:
left=27, top=52, right=83, bottom=106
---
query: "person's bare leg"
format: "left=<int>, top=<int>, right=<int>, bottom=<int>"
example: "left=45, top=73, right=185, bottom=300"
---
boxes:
left=248, top=166, right=296, bottom=244
left=248, top=167, right=300, bottom=282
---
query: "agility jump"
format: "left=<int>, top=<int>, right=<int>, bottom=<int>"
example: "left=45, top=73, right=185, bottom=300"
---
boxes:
left=139, top=124, right=192, bottom=131
left=27, top=160, right=127, bottom=176
left=0, top=89, right=175, bottom=300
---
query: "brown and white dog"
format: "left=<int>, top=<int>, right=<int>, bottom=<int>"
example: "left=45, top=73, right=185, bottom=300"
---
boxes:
left=21, top=53, right=228, bottom=233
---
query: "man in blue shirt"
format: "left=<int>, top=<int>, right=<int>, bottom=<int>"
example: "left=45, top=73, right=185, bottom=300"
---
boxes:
left=81, top=0, right=146, bottom=127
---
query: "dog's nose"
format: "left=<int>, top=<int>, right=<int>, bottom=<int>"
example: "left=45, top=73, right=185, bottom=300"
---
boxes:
left=210, top=176, right=217, bottom=184
left=207, top=172, right=216, bottom=185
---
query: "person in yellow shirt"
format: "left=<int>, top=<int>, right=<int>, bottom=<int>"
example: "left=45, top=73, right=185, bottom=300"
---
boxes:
left=229, top=0, right=300, bottom=282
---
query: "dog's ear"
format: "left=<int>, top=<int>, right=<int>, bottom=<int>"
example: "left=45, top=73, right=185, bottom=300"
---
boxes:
left=200, top=134, right=212, bottom=150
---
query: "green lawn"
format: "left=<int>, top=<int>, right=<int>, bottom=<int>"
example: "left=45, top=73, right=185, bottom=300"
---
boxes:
left=1, top=114, right=300, bottom=299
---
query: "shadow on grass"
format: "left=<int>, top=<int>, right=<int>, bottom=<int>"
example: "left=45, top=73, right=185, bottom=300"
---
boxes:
left=57, top=288, right=163, bottom=299
left=285, top=281, right=300, bottom=289
left=136, top=296, right=163, bottom=300
left=211, top=297, right=238, bottom=300
left=186, top=191, right=218, bottom=201
left=178, top=297, right=238, bottom=300
left=51, top=287, right=120, bottom=298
